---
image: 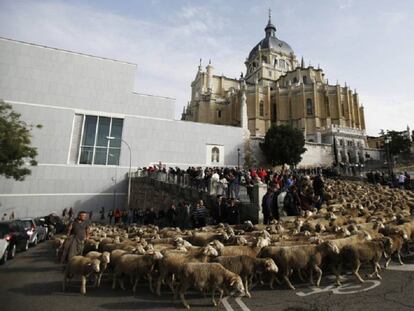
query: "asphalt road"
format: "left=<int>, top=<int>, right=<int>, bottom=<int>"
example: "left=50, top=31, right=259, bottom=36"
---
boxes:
left=2, top=241, right=414, bottom=311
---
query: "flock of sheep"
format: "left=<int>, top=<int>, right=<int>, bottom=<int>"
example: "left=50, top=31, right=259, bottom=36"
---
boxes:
left=53, top=179, right=414, bottom=309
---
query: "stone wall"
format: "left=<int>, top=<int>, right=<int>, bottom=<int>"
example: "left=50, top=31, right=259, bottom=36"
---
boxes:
left=130, top=177, right=259, bottom=224
left=249, top=137, right=334, bottom=168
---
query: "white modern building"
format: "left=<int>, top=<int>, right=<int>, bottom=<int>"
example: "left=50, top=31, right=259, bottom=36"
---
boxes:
left=0, top=37, right=244, bottom=217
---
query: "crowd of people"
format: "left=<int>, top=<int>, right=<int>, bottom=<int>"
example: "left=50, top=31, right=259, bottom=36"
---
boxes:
left=366, top=170, right=411, bottom=189
left=58, top=164, right=412, bottom=233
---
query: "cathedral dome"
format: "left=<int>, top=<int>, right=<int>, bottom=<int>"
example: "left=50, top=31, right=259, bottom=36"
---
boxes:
left=248, top=17, right=294, bottom=60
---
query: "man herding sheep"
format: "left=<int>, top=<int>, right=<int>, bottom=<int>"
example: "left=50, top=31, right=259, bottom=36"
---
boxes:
left=61, top=211, right=90, bottom=263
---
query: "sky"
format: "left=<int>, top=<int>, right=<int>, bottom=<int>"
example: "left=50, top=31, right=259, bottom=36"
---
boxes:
left=0, top=0, right=413, bottom=136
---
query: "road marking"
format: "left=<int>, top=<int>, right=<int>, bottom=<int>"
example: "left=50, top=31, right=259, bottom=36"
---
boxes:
left=235, top=297, right=251, bottom=311
left=222, top=297, right=234, bottom=311
left=386, top=263, right=414, bottom=271
left=296, top=277, right=381, bottom=297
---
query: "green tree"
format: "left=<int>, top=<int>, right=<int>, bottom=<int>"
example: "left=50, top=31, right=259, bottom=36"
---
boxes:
left=0, top=100, right=41, bottom=181
left=260, top=124, right=307, bottom=166
left=381, top=130, right=411, bottom=156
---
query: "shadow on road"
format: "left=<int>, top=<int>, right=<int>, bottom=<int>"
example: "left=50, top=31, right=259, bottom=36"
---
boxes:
left=8, top=281, right=62, bottom=296
left=1, top=266, right=62, bottom=273
left=98, top=300, right=177, bottom=310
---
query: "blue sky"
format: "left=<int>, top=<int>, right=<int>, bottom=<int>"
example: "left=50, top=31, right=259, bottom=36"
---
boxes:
left=0, top=0, right=413, bottom=136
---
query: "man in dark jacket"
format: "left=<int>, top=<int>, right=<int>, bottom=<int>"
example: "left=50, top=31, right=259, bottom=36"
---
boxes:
left=166, top=204, right=178, bottom=227
left=261, top=187, right=273, bottom=224
left=270, top=183, right=282, bottom=221
left=313, top=175, right=324, bottom=196
left=284, top=185, right=302, bottom=216
left=226, top=199, right=240, bottom=225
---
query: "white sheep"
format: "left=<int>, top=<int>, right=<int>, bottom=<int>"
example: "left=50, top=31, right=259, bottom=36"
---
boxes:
left=62, top=256, right=101, bottom=294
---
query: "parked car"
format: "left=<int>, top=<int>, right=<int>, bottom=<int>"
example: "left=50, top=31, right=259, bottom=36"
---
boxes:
left=34, top=217, right=49, bottom=241
left=16, top=218, right=47, bottom=246
left=0, top=227, right=10, bottom=264
left=0, top=221, right=30, bottom=260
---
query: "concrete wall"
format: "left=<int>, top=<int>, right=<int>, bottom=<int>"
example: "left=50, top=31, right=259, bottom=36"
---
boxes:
left=299, top=142, right=334, bottom=168
left=0, top=37, right=244, bottom=218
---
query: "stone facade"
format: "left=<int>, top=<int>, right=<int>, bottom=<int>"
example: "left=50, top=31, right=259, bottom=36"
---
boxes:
left=182, top=14, right=368, bottom=165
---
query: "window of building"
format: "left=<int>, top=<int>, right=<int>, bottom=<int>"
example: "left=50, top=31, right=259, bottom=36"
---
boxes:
left=274, top=58, right=278, bottom=66
left=211, top=147, right=220, bottom=163
left=262, top=56, right=267, bottom=63
left=78, top=115, right=124, bottom=165
left=306, top=98, right=313, bottom=115
left=280, top=59, right=286, bottom=69
left=268, top=71, right=272, bottom=77
left=339, top=139, right=344, bottom=146
left=303, top=76, right=308, bottom=84
left=217, top=110, right=222, bottom=118
left=259, top=100, right=264, bottom=117
left=293, top=77, right=298, bottom=84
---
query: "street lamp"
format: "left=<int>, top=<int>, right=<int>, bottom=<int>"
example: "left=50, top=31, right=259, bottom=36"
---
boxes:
left=107, top=136, right=132, bottom=208
left=384, top=137, right=391, bottom=176
left=237, top=148, right=240, bottom=169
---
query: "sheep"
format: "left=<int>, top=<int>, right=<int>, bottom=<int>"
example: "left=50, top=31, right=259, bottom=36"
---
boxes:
left=155, top=245, right=219, bottom=296
left=213, top=255, right=278, bottom=297
left=259, top=241, right=339, bottom=290
left=210, top=240, right=262, bottom=257
left=85, top=251, right=110, bottom=287
left=101, top=242, right=138, bottom=253
left=383, top=234, right=405, bottom=268
left=52, top=236, right=66, bottom=258
left=62, top=256, right=101, bottom=294
left=112, top=251, right=163, bottom=293
left=82, top=239, right=100, bottom=255
left=185, top=232, right=229, bottom=246
left=334, top=237, right=393, bottom=285
left=176, top=262, right=245, bottom=309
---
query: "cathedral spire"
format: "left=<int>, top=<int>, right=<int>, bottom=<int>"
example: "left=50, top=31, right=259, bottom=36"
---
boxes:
left=198, top=58, right=202, bottom=72
left=301, top=57, right=305, bottom=68
left=265, top=8, right=276, bottom=37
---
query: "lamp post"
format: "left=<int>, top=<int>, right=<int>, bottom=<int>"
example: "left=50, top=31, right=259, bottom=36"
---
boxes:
left=109, top=153, right=118, bottom=211
left=384, top=137, right=391, bottom=176
left=107, top=136, right=132, bottom=208
left=237, top=148, right=240, bottom=169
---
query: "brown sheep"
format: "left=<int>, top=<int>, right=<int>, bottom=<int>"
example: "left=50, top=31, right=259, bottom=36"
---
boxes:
left=112, top=251, right=163, bottom=293
left=176, top=262, right=245, bottom=309
left=213, top=255, right=278, bottom=297
left=384, top=234, right=405, bottom=268
left=334, top=238, right=393, bottom=285
left=155, top=245, right=218, bottom=296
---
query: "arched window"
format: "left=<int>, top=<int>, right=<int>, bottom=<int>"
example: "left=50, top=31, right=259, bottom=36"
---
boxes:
left=274, top=58, right=278, bottom=66
left=259, top=100, right=264, bottom=117
left=262, top=56, right=267, bottom=63
left=293, top=77, right=298, bottom=84
left=306, top=98, right=313, bottom=115
left=303, top=76, right=308, bottom=84
left=211, top=147, right=220, bottom=163
left=217, top=110, right=222, bottom=118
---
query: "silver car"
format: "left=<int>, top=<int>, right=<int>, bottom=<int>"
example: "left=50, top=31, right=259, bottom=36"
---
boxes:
left=0, top=233, right=9, bottom=264
left=17, top=218, right=47, bottom=246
